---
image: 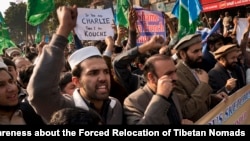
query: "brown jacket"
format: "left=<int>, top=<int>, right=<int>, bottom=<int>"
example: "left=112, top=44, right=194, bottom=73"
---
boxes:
left=124, top=84, right=183, bottom=125
left=173, top=61, right=212, bottom=122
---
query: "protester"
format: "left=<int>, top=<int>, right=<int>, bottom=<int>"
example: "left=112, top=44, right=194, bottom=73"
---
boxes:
left=2, top=0, right=250, bottom=126
left=102, top=36, right=128, bottom=105
left=59, top=72, right=76, bottom=95
left=5, top=47, right=22, bottom=59
left=208, top=44, right=246, bottom=95
left=2, top=57, right=27, bottom=97
left=223, top=11, right=233, bottom=36
left=124, top=50, right=193, bottom=124
left=27, top=5, right=123, bottom=124
left=201, top=33, right=224, bottom=72
left=0, top=57, right=44, bottom=125
left=172, top=33, right=227, bottom=122
left=18, top=65, right=35, bottom=89
left=12, top=56, right=32, bottom=73
left=112, top=8, right=147, bottom=95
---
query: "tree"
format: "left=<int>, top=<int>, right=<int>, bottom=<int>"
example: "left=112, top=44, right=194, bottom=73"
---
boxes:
left=4, top=1, right=93, bottom=46
left=4, top=2, right=33, bottom=44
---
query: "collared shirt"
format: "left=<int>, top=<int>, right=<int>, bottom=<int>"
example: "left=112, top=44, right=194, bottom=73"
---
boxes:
left=73, top=89, right=112, bottom=125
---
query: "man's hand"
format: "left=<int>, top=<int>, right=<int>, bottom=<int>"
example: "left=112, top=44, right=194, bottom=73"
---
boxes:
left=216, top=92, right=228, bottom=100
left=56, top=5, right=78, bottom=38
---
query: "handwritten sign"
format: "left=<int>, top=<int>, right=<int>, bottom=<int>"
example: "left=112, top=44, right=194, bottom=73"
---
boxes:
left=136, top=9, right=166, bottom=46
left=75, top=8, right=114, bottom=40
left=195, top=85, right=250, bottom=125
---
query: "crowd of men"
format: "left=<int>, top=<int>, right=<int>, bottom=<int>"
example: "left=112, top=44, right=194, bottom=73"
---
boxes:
left=0, top=5, right=249, bottom=125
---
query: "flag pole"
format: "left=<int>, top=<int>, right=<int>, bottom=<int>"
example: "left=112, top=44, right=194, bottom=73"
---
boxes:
left=25, top=21, right=28, bottom=55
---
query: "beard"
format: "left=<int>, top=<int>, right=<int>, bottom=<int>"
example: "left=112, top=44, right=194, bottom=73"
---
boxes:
left=80, top=82, right=110, bottom=101
left=225, top=61, right=238, bottom=70
left=184, top=55, right=203, bottom=69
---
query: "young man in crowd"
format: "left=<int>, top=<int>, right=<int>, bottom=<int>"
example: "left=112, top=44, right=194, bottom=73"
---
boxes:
left=0, top=57, right=44, bottom=125
left=27, top=5, right=123, bottom=124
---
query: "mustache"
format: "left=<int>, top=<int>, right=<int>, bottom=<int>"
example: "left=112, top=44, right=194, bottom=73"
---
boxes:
left=196, top=57, right=203, bottom=61
left=171, top=80, right=177, bottom=84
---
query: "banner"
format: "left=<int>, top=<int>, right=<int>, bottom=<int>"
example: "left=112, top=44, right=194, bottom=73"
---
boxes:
left=75, top=8, right=114, bottom=41
left=195, top=85, right=250, bottom=125
left=136, top=8, right=166, bottom=46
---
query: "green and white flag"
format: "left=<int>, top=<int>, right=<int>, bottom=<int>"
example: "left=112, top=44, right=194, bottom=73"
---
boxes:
left=171, top=0, right=202, bottom=39
left=26, top=0, right=55, bottom=26
left=115, top=0, right=130, bottom=28
left=0, top=12, right=10, bottom=39
left=0, top=12, right=16, bottom=55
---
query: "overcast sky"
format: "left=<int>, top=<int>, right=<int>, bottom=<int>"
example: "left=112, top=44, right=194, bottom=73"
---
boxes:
left=0, top=0, right=27, bottom=17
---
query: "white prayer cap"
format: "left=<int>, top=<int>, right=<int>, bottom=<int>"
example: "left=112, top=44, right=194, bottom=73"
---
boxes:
left=5, top=47, right=22, bottom=57
left=68, top=46, right=102, bottom=70
left=0, top=57, right=8, bottom=70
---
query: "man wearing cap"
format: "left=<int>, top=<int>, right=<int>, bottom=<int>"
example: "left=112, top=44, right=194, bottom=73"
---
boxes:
left=201, top=33, right=224, bottom=72
left=208, top=44, right=246, bottom=95
left=172, top=33, right=227, bottom=122
left=5, top=47, right=22, bottom=59
left=27, top=5, right=123, bottom=124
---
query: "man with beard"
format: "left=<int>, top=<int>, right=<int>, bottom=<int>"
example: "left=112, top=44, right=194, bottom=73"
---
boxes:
left=27, top=5, right=123, bottom=124
left=208, top=44, right=246, bottom=95
left=172, top=33, right=227, bottom=122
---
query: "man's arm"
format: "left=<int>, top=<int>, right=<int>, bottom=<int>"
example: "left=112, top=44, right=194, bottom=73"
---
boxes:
left=27, top=5, right=78, bottom=123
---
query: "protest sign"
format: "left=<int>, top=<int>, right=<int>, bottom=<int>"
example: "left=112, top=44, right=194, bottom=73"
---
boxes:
left=195, top=85, right=250, bottom=125
left=75, top=8, right=114, bottom=40
left=136, top=9, right=166, bottom=46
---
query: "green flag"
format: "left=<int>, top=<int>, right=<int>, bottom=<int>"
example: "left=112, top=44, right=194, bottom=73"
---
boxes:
left=26, top=0, right=55, bottom=26
left=0, top=38, right=16, bottom=55
left=0, top=12, right=16, bottom=55
left=68, top=32, right=73, bottom=44
left=0, top=12, right=10, bottom=39
left=116, top=0, right=130, bottom=28
left=0, top=12, right=5, bottom=23
left=171, top=0, right=202, bottom=39
left=35, top=26, right=41, bottom=44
